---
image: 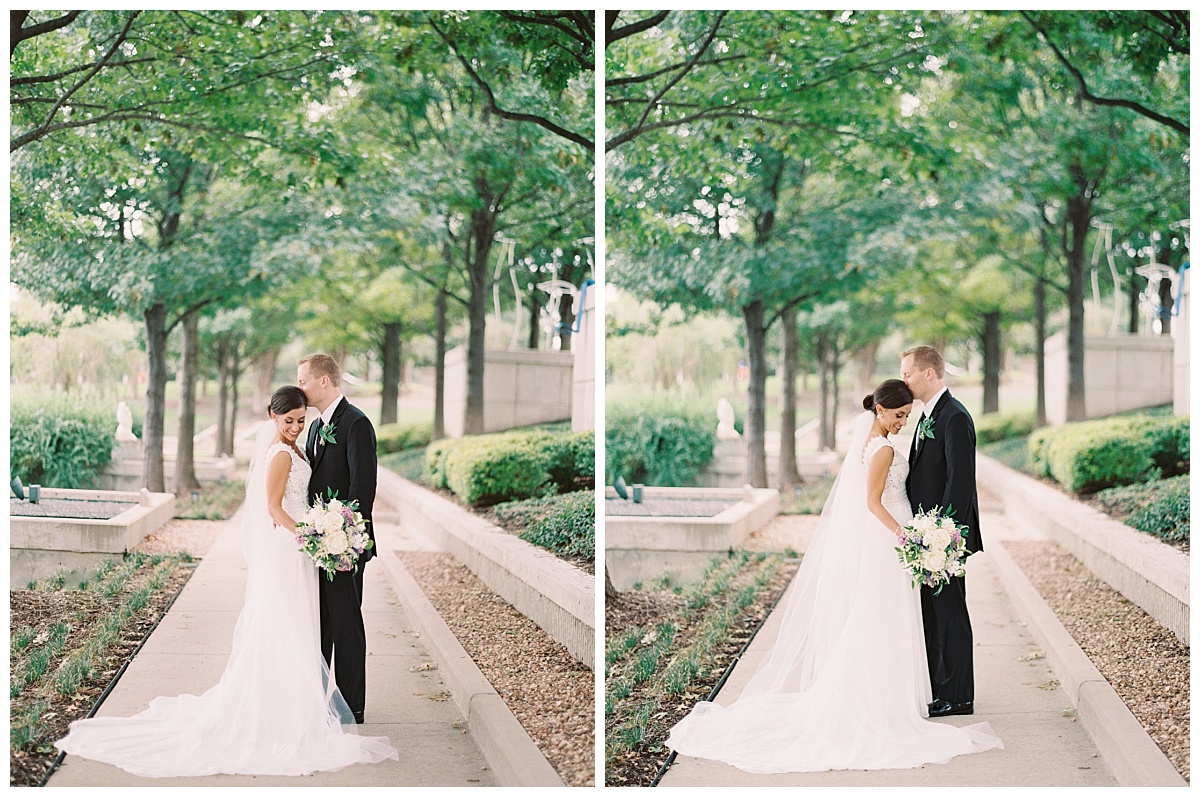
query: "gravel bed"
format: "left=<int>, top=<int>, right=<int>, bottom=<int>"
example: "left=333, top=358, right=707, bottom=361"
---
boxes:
left=398, top=551, right=594, bottom=787
left=605, top=497, right=737, bottom=517
left=134, top=518, right=224, bottom=558
left=1006, top=540, right=1190, bottom=782
left=11, top=497, right=136, bottom=519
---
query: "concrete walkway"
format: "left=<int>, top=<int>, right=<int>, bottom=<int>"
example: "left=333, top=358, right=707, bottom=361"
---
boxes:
left=659, top=503, right=1121, bottom=787
left=47, top=507, right=499, bottom=787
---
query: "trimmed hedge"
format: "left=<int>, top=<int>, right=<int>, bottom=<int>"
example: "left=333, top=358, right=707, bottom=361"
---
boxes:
left=11, top=400, right=115, bottom=489
left=444, top=435, right=554, bottom=506
left=975, top=411, right=1035, bottom=445
left=1029, top=414, right=1191, bottom=494
left=425, top=427, right=594, bottom=507
left=376, top=421, right=433, bottom=455
left=605, top=404, right=715, bottom=487
left=1095, top=475, right=1190, bottom=543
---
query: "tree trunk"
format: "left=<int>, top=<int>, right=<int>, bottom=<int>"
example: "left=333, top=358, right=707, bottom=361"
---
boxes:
left=742, top=300, right=769, bottom=488
left=981, top=310, right=1001, bottom=415
left=252, top=348, right=280, bottom=413
left=853, top=339, right=880, bottom=405
left=1034, top=276, right=1048, bottom=429
left=1157, top=278, right=1173, bottom=335
left=830, top=336, right=841, bottom=443
left=381, top=321, right=401, bottom=426
left=528, top=289, right=542, bottom=350
left=558, top=291, right=575, bottom=353
left=142, top=303, right=169, bottom=492
left=777, top=306, right=802, bottom=489
left=817, top=332, right=832, bottom=450
left=1064, top=179, right=1091, bottom=422
left=433, top=289, right=448, bottom=441
left=1128, top=267, right=1141, bottom=335
left=465, top=202, right=496, bottom=436
left=226, top=346, right=241, bottom=456
left=174, top=313, right=201, bottom=492
left=216, top=337, right=231, bottom=456
left=605, top=567, right=619, bottom=601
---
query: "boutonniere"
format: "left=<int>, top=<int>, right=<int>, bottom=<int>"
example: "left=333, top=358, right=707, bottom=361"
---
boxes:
left=916, top=416, right=936, bottom=442
left=317, top=422, right=338, bottom=447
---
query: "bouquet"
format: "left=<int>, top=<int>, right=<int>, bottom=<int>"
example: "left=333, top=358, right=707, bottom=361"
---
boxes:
left=895, top=507, right=968, bottom=595
left=295, top=490, right=374, bottom=581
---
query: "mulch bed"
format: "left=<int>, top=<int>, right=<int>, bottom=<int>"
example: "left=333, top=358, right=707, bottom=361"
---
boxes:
left=1006, top=540, right=1190, bottom=782
left=9, top=563, right=195, bottom=787
left=399, top=551, right=595, bottom=787
left=604, top=557, right=798, bottom=786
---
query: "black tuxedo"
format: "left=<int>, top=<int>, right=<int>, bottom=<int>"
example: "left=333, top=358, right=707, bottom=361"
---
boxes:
left=906, top=390, right=980, bottom=705
left=306, top=396, right=377, bottom=718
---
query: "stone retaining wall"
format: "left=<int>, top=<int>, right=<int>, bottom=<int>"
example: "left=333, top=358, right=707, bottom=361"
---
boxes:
left=978, top=455, right=1189, bottom=644
left=377, top=469, right=594, bottom=669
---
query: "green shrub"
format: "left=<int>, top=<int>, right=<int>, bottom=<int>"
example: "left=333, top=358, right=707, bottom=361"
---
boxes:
left=543, top=430, right=596, bottom=493
left=376, top=421, right=433, bottom=455
left=443, top=436, right=553, bottom=506
left=1028, top=425, right=1062, bottom=477
left=10, top=399, right=115, bottom=488
left=605, top=403, right=715, bottom=487
left=1046, top=423, right=1154, bottom=493
left=505, top=491, right=595, bottom=561
left=423, top=438, right=464, bottom=489
left=1095, top=475, right=1190, bottom=543
left=1037, top=414, right=1189, bottom=493
left=1141, top=416, right=1190, bottom=478
left=975, top=411, right=1035, bottom=445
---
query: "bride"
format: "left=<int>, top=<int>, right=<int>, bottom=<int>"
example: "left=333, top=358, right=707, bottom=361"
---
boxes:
left=666, top=379, right=1001, bottom=773
left=55, top=386, right=398, bottom=777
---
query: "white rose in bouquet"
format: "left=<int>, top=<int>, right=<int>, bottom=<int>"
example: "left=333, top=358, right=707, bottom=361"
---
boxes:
left=323, top=528, right=350, bottom=556
left=317, top=511, right=344, bottom=535
left=924, top=526, right=952, bottom=552
left=912, top=513, right=938, bottom=536
left=304, top=506, right=324, bottom=526
left=327, top=498, right=344, bottom=514
left=922, top=549, right=948, bottom=574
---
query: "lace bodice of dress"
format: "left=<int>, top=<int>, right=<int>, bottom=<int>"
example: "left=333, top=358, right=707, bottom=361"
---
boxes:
left=862, top=435, right=910, bottom=518
left=267, top=443, right=311, bottom=520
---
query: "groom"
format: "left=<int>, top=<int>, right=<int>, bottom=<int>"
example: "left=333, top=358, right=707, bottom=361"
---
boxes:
left=298, top=353, right=378, bottom=724
left=901, top=345, right=982, bottom=719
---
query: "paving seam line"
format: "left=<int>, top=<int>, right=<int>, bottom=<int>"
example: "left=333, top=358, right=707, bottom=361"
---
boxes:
left=378, top=551, right=565, bottom=787
left=987, top=540, right=1186, bottom=787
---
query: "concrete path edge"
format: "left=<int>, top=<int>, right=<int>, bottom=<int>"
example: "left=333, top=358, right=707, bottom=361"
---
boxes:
left=978, top=454, right=1188, bottom=644
left=378, top=551, right=564, bottom=787
left=988, top=540, right=1186, bottom=786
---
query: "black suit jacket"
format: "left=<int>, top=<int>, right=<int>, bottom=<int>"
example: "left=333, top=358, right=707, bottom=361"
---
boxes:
left=306, top=397, right=378, bottom=564
left=906, top=391, right=983, bottom=555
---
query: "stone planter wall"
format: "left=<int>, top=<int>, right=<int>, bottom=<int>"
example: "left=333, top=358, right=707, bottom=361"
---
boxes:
left=377, top=468, right=594, bottom=669
left=977, top=455, right=1188, bottom=644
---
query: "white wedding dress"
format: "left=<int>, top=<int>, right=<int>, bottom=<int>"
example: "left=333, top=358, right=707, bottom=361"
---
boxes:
left=667, top=411, right=1001, bottom=773
left=55, top=428, right=398, bottom=777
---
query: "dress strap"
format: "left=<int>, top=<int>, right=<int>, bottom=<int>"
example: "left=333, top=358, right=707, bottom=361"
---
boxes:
left=861, top=435, right=893, bottom=466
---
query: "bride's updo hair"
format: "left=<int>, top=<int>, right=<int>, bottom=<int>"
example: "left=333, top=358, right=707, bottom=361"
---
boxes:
left=268, top=385, right=307, bottom=417
left=862, top=379, right=913, bottom=412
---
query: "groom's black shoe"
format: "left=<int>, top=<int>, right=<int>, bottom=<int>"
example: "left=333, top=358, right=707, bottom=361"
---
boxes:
left=353, top=710, right=365, bottom=725
left=928, top=698, right=973, bottom=717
